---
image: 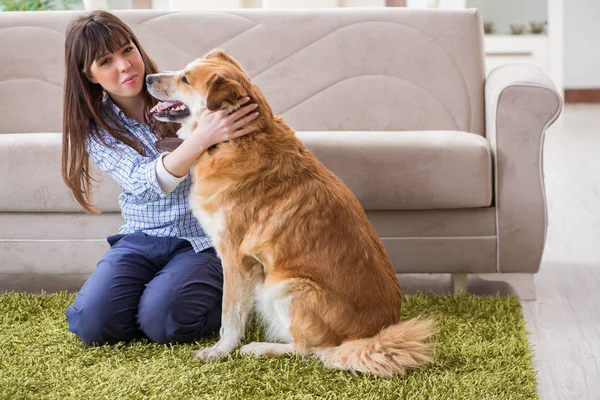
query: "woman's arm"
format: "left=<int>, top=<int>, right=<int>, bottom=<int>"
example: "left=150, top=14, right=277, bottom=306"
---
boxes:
left=162, top=98, right=259, bottom=178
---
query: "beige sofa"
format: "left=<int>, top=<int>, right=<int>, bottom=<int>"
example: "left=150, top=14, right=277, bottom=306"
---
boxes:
left=0, top=8, right=562, bottom=299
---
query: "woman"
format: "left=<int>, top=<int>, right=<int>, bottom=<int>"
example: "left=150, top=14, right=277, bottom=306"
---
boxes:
left=61, top=10, right=258, bottom=345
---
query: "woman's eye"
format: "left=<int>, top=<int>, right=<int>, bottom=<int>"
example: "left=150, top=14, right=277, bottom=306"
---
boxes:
left=182, top=75, right=189, bottom=85
left=100, top=58, right=110, bottom=66
left=124, top=46, right=133, bottom=54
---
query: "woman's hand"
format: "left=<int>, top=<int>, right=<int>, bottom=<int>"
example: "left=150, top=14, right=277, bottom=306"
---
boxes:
left=190, top=97, right=259, bottom=149
left=162, top=97, right=259, bottom=178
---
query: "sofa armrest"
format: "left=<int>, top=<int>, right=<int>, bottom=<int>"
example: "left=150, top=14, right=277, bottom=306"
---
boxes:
left=485, top=64, right=563, bottom=273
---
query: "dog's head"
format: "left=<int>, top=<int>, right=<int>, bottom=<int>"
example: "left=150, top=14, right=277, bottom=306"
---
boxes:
left=146, top=49, right=249, bottom=128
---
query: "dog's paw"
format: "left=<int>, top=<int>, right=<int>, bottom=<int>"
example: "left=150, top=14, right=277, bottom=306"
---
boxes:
left=193, top=345, right=229, bottom=361
left=239, top=342, right=263, bottom=355
left=193, top=338, right=241, bottom=361
left=239, top=342, right=293, bottom=357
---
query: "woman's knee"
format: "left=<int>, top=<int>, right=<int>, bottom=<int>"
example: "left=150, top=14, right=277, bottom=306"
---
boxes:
left=66, top=291, right=140, bottom=346
left=66, top=237, right=160, bottom=345
left=66, top=303, right=125, bottom=346
left=137, top=284, right=222, bottom=344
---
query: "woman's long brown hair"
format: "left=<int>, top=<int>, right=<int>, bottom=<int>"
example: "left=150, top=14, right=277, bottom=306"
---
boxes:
left=62, top=10, right=177, bottom=214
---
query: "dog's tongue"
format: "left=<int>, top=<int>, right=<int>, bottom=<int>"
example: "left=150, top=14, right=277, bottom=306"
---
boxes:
left=150, top=101, right=180, bottom=113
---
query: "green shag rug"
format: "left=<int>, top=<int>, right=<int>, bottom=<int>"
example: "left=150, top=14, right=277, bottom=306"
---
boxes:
left=0, top=292, right=538, bottom=400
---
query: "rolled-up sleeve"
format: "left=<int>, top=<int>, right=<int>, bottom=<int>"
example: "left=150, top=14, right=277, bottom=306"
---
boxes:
left=87, top=134, right=168, bottom=202
left=155, top=152, right=188, bottom=195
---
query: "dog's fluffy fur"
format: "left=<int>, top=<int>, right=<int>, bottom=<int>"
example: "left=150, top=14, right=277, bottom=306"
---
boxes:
left=146, top=49, right=434, bottom=377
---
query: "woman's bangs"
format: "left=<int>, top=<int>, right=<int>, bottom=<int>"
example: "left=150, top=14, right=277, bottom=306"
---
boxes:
left=81, top=22, right=131, bottom=71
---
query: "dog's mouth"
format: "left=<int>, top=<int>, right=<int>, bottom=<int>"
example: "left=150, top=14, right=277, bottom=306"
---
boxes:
left=150, top=101, right=190, bottom=119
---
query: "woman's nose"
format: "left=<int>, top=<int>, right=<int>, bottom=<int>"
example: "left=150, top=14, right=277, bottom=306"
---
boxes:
left=117, top=57, right=132, bottom=72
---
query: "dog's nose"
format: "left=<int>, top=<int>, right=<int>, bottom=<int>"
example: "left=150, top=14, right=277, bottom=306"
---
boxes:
left=146, top=75, right=154, bottom=85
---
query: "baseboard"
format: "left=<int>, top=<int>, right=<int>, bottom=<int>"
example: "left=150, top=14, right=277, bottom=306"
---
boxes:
left=564, top=89, right=600, bottom=103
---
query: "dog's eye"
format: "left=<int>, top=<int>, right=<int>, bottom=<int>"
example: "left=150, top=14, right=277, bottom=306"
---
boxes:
left=181, top=75, right=189, bottom=85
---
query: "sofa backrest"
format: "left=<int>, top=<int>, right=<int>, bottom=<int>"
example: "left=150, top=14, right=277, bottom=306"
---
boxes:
left=0, top=8, right=485, bottom=136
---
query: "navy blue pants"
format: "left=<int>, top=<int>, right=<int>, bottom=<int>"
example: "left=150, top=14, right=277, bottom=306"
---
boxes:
left=66, top=232, right=223, bottom=345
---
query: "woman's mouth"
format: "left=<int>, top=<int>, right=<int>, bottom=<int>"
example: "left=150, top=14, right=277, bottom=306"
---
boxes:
left=123, top=75, right=137, bottom=85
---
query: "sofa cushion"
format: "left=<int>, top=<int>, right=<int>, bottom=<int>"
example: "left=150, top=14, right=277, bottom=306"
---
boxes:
left=298, top=131, right=492, bottom=210
left=0, top=133, right=121, bottom=213
left=0, top=131, right=491, bottom=213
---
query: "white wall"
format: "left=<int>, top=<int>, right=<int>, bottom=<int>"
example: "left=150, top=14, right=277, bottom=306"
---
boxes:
left=106, top=0, right=131, bottom=9
left=151, top=0, right=169, bottom=8
left=340, top=0, right=385, bottom=6
left=563, top=0, right=600, bottom=89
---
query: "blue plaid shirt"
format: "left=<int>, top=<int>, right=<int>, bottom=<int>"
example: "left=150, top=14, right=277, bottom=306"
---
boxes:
left=87, top=98, right=212, bottom=253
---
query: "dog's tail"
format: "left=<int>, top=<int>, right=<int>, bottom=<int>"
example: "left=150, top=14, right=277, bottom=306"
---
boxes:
left=318, top=317, right=435, bottom=378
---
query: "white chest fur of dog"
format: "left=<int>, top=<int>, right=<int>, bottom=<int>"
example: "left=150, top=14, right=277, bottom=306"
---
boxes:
left=176, top=124, right=194, bottom=140
left=254, top=280, right=293, bottom=343
left=191, top=206, right=225, bottom=248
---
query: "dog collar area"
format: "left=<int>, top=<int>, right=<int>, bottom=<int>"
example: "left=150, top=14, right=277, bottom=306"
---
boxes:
left=155, top=138, right=184, bottom=152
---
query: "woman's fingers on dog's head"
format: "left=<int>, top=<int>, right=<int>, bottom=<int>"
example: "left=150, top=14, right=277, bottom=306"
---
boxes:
left=215, top=109, right=229, bottom=119
left=236, top=96, right=251, bottom=107
left=229, top=102, right=258, bottom=122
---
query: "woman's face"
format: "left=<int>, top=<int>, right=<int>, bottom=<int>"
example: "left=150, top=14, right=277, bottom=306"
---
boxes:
left=88, top=41, right=145, bottom=101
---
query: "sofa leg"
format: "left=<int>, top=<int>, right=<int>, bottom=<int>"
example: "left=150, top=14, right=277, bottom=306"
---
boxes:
left=475, top=273, right=537, bottom=301
left=452, top=273, right=468, bottom=294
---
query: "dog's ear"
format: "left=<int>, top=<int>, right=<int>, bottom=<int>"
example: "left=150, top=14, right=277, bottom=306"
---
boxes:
left=205, top=74, right=247, bottom=111
left=204, top=48, right=244, bottom=71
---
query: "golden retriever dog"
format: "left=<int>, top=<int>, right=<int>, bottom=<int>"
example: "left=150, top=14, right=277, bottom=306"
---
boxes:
left=146, top=49, right=434, bottom=377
